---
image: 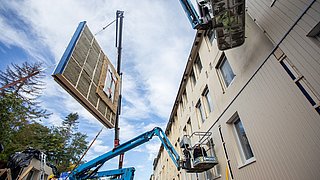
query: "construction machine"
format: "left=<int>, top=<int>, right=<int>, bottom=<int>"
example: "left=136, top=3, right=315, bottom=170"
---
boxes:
left=68, top=127, right=217, bottom=179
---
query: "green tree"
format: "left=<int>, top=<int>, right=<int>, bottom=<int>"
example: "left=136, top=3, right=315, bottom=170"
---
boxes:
left=0, top=62, right=49, bottom=160
left=55, top=113, right=88, bottom=173
left=0, top=63, right=88, bottom=175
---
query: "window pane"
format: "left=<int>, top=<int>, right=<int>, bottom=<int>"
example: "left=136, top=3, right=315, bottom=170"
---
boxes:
left=195, top=55, right=202, bottom=74
left=234, top=119, right=254, bottom=160
left=204, top=89, right=213, bottom=113
left=196, top=101, right=205, bottom=123
left=187, top=119, right=192, bottom=135
left=207, top=29, right=215, bottom=43
left=190, top=70, right=196, bottom=86
left=220, top=57, right=235, bottom=87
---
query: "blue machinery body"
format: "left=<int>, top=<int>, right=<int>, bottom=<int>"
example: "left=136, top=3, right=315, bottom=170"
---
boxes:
left=179, top=0, right=203, bottom=29
left=69, top=127, right=181, bottom=180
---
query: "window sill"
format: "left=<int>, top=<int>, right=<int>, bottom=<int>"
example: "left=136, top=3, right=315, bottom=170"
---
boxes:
left=238, top=157, right=256, bottom=169
left=222, top=76, right=236, bottom=94
left=212, top=175, right=222, bottom=180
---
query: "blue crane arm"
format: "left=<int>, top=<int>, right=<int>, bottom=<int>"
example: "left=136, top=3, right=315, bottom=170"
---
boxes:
left=179, top=0, right=202, bottom=29
left=70, top=127, right=180, bottom=179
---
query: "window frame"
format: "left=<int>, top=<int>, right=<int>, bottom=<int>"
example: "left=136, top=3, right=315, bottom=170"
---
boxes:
left=194, top=54, right=203, bottom=76
left=196, top=100, right=206, bottom=126
left=206, top=29, right=216, bottom=44
left=231, top=116, right=255, bottom=167
left=182, top=90, right=188, bottom=110
left=190, top=69, right=197, bottom=89
left=216, top=55, right=235, bottom=90
left=202, top=87, right=214, bottom=114
left=183, top=126, right=187, bottom=136
left=187, top=118, right=193, bottom=136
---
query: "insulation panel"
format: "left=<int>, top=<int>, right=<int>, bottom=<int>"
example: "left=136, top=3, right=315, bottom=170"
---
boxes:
left=53, top=21, right=120, bottom=128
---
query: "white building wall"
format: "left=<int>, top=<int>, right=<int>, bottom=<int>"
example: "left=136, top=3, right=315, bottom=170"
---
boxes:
left=153, top=0, right=320, bottom=179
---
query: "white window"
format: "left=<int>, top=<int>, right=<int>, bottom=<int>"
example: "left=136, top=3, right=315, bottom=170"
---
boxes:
left=196, top=100, right=205, bottom=124
left=218, top=56, right=235, bottom=88
left=103, top=67, right=117, bottom=101
left=182, top=91, right=188, bottom=109
left=179, top=101, right=184, bottom=116
left=190, top=69, right=196, bottom=87
left=233, top=117, right=254, bottom=162
left=195, top=54, right=203, bottom=75
left=202, top=87, right=214, bottom=113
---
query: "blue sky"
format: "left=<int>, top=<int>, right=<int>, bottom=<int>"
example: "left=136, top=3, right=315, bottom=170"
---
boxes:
left=0, top=1, right=195, bottom=179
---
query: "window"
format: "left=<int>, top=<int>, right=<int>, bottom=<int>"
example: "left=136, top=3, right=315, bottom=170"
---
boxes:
left=205, top=139, right=220, bottom=179
left=183, top=126, right=187, bottom=135
left=307, top=22, right=320, bottom=41
left=195, top=54, right=203, bottom=75
left=182, top=90, right=188, bottom=109
left=206, top=29, right=215, bottom=43
left=218, top=56, right=235, bottom=88
left=234, top=118, right=254, bottom=161
left=196, top=100, right=205, bottom=124
left=190, top=69, right=196, bottom=87
left=179, top=101, right=184, bottom=116
left=202, top=87, right=214, bottom=113
left=103, top=67, right=117, bottom=101
left=187, top=118, right=193, bottom=135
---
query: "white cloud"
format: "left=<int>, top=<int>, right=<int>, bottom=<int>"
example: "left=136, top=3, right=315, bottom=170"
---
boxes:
left=145, top=141, right=161, bottom=161
left=92, top=139, right=111, bottom=154
left=46, top=112, right=63, bottom=127
left=118, top=118, right=141, bottom=142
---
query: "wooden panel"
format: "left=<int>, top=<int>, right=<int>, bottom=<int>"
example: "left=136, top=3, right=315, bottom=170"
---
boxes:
left=53, top=22, right=120, bottom=128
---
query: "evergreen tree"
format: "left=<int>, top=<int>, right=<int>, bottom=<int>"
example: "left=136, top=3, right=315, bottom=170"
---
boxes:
left=55, top=113, right=88, bottom=173
left=0, top=63, right=88, bottom=175
left=0, top=62, right=49, bottom=160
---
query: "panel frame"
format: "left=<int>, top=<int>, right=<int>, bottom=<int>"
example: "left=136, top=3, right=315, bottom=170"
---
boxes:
left=52, top=21, right=119, bottom=128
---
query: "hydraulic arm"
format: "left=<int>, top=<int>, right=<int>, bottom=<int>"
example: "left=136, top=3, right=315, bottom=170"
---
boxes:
left=179, top=0, right=204, bottom=29
left=69, top=127, right=181, bottom=180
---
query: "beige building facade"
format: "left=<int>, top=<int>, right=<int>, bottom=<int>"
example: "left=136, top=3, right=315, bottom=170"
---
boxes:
left=152, top=0, right=320, bottom=179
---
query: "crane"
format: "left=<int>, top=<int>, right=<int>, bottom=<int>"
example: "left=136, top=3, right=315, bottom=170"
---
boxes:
left=68, top=127, right=217, bottom=179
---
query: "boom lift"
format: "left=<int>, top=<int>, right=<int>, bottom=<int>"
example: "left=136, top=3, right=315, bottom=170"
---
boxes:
left=68, top=127, right=217, bottom=179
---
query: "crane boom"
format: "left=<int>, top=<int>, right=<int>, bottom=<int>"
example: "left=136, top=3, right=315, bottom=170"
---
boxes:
left=179, top=0, right=203, bottom=29
left=69, top=127, right=181, bottom=180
